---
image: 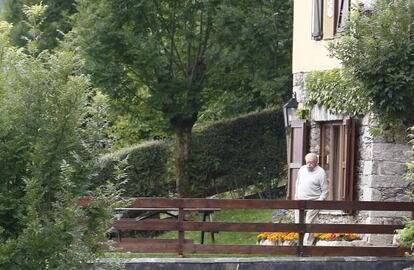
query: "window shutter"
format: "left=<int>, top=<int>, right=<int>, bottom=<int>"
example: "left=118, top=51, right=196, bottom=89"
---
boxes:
left=341, top=117, right=355, bottom=201
left=336, top=0, right=350, bottom=33
left=287, top=120, right=308, bottom=200
left=323, top=0, right=336, bottom=39
left=312, top=0, right=323, bottom=40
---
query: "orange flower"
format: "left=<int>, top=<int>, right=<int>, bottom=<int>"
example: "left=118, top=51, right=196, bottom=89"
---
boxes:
left=315, top=232, right=360, bottom=241
left=257, top=232, right=360, bottom=242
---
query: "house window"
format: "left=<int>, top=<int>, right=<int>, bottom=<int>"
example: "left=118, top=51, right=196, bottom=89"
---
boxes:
left=319, top=118, right=355, bottom=201
left=312, top=0, right=350, bottom=40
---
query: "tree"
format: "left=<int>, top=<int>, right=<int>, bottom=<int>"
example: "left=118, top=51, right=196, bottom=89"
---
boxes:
left=328, top=0, right=414, bottom=133
left=0, top=5, right=120, bottom=268
left=74, top=0, right=292, bottom=196
left=199, top=0, right=292, bottom=122
left=1, top=0, right=77, bottom=51
left=306, top=0, right=414, bottom=248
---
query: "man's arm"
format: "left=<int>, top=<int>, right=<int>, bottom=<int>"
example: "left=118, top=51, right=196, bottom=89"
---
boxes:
left=294, top=169, right=301, bottom=200
left=318, top=170, right=328, bottom=200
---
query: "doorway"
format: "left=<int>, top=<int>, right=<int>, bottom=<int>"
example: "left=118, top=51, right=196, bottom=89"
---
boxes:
left=320, top=118, right=355, bottom=201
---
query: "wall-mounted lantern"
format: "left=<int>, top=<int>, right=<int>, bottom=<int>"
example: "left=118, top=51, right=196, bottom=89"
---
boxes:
left=283, top=92, right=298, bottom=128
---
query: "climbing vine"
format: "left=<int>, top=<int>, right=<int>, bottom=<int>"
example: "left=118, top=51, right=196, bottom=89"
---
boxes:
left=397, top=126, right=414, bottom=246
left=303, top=0, right=414, bottom=141
left=304, top=68, right=369, bottom=116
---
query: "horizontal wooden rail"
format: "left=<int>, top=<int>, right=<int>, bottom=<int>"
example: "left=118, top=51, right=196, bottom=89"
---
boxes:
left=113, top=220, right=405, bottom=234
left=95, top=197, right=414, bottom=257
left=111, top=241, right=410, bottom=257
left=125, top=197, right=414, bottom=211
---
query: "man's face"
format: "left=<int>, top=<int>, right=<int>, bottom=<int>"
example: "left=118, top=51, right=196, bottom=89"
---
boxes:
left=305, top=157, right=317, bottom=171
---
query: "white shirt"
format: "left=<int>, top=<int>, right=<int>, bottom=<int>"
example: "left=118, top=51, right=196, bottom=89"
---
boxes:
left=295, top=165, right=328, bottom=200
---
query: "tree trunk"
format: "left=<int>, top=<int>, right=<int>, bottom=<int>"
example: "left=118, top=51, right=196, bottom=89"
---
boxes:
left=174, top=124, right=193, bottom=197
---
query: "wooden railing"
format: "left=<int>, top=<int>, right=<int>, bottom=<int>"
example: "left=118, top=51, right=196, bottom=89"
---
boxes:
left=108, top=198, right=414, bottom=256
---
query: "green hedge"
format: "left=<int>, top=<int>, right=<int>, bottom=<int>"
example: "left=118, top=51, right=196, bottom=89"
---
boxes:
left=189, top=108, right=286, bottom=197
left=95, top=108, right=286, bottom=198
left=95, top=141, right=173, bottom=197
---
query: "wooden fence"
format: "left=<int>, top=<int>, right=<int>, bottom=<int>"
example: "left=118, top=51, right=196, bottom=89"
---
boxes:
left=105, top=198, right=414, bottom=256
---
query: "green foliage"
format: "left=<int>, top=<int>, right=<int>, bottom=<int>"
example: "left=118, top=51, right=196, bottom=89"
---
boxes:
left=0, top=30, right=91, bottom=236
left=0, top=172, right=124, bottom=270
left=304, top=69, right=369, bottom=116
left=98, top=109, right=286, bottom=198
left=157, top=208, right=275, bottom=245
left=108, top=107, right=170, bottom=150
left=96, top=141, right=173, bottom=197
left=0, top=7, right=120, bottom=269
left=1, top=0, right=77, bottom=51
left=398, top=126, right=414, bottom=247
left=199, top=0, right=292, bottom=122
left=188, top=109, right=286, bottom=197
left=74, top=0, right=212, bottom=126
left=73, top=0, right=293, bottom=194
left=406, top=127, right=414, bottom=184
left=325, top=0, right=414, bottom=133
left=74, top=0, right=293, bottom=125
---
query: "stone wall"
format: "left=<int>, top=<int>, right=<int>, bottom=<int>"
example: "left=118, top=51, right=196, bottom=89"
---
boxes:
left=292, top=72, right=412, bottom=245
left=357, top=115, right=412, bottom=244
left=85, top=257, right=414, bottom=270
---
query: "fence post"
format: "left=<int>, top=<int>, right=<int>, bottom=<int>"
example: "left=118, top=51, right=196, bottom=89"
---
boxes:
left=297, top=200, right=306, bottom=257
left=177, top=204, right=185, bottom=257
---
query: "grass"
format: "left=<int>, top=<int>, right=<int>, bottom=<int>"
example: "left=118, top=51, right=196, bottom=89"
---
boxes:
left=156, top=208, right=274, bottom=245
left=104, top=208, right=275, bottom=258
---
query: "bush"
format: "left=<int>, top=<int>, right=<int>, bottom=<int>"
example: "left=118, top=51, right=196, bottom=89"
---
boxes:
left=328, top=0, right=414, bottom=136
left=188, top=108, right=286, bottom=197
left=95, top=141, right=173, bottom=197
left=0, top=7, right=121, bottom=269
left=397, top=126, right=414, bottom=247
left=98, top=108, right=286, bottom=198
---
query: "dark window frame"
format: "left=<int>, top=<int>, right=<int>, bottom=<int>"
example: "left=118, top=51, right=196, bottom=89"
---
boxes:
left=312, top=0, right=350, bottom=40
left=319, top=118, right=355, bottom=201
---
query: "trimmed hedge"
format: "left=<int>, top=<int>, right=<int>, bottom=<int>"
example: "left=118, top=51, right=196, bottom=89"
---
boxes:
left=95, top=108, right=286, bottom=198
left=95, top=141, right=173, bottom=197
left=189, top=108, right=286, bottom=197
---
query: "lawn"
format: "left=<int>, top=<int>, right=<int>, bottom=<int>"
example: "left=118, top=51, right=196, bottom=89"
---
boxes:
left=155, top=208, right=274, bottom=245
left=105, top=208, right=275, bottom=258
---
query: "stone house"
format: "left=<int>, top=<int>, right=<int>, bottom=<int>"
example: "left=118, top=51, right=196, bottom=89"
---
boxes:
left=286, top=0, right=412, bottom=245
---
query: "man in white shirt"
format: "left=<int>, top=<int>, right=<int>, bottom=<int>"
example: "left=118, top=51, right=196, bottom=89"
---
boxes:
left=295, top=152, right=328, bottom=245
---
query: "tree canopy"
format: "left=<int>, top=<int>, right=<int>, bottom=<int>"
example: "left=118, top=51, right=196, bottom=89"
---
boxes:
left=74, top=0, right=292, bottom=196
left=1, top=0, right=77, bottom=51
left=328, top=0, right=414, bottom=134
left=0, top=5, right=120, bottom=268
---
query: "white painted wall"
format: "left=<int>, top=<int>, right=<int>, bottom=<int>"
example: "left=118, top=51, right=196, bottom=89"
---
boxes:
left=292, top=0, right=341, bottom=73
left=292, top=0, right=375, bottom=73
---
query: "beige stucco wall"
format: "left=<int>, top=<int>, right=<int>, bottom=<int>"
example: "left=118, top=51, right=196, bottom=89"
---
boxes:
left=292, top=0, right=341, bottom=73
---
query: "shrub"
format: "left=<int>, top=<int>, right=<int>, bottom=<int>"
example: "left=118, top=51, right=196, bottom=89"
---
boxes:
left=0, top=6, right=121, bottom=269
left=189, top=108, right=286, bottom=197
left=97, top=108, right=286, bottom=198
left=397, top=126, right=414, bottom=247
left=95, top=141, right=173, bottom=197
left=324, top=0, right=414, bottom=138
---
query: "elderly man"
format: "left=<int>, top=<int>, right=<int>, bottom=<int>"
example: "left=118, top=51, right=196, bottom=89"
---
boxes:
left=295, top=152, right=328, bottom=245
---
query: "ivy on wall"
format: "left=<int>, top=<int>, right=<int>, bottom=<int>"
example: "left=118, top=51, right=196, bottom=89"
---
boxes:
left=304, top=68, right=369, bottom=116
left=302, top=0, right=414, bottom=141
left=397, top=126, right=414, bottom=246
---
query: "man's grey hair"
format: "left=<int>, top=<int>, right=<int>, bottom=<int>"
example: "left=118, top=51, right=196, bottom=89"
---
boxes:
left=305, top=153, right=318, bottom=162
